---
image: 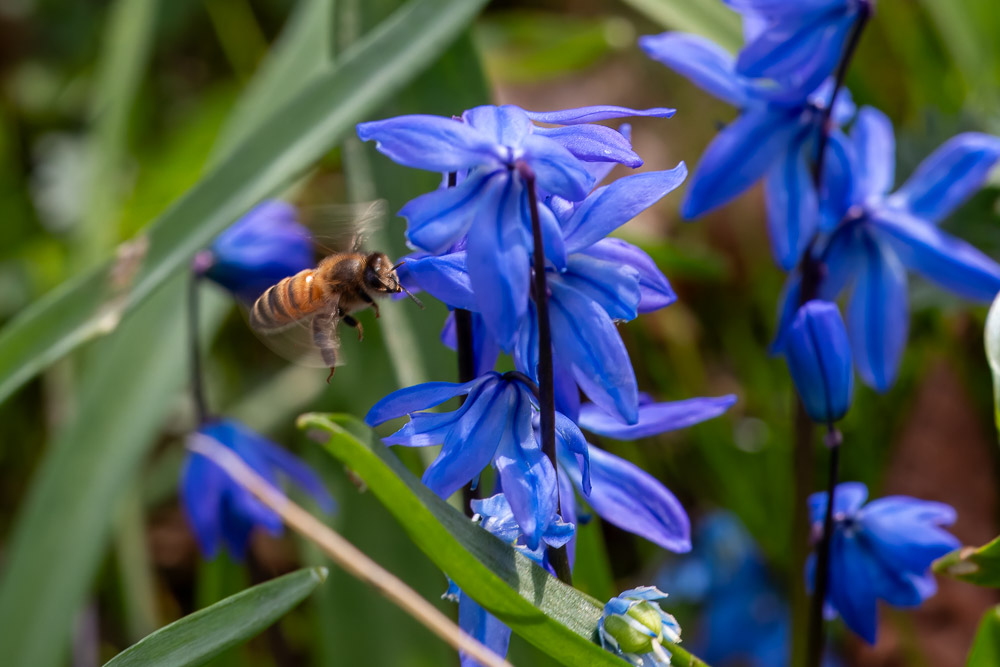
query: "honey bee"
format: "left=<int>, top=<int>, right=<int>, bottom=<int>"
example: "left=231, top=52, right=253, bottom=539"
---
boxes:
left=247, top=202, right=422, bottom=378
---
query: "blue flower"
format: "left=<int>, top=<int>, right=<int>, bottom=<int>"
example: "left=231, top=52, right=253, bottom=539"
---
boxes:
left=599, top=587, right=682, bottom=666
left=558, top=393, right=737, bottom=556
left=640, top=32, right=855, bottom=269
left=195, top=200, right=314, bottom=302
left=777, top=108, right=1000, bottom=390
left=398, top=167, right=687, bottom=424
left=725, top=0, right=870, bottom=100
left=444, top=493, right=574, bottom=667
left=364, top=372, right=588, bottom=550
left=357, top=104, right=674, bottom=348
left=782, top=300, right=853, bottom=423
left=181, top=419, right=335, bottom=559
left=807, top=482, right=960, bottom=644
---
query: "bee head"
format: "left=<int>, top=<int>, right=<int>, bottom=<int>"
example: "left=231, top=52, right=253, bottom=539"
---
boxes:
left=363, top=252, right=399, bottom=294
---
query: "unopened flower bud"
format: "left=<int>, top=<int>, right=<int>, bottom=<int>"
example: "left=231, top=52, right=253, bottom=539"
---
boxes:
left=599, top=587, right=680, bottom=666
left=783, top=300, right=854, bottom=424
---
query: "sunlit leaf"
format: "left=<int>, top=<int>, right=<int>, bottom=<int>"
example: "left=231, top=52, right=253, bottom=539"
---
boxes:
left=934, top=534, right=1000, bottom=587
left=105, top=567, right=327, bottom=667
left=299, top=413, right=709, bottom=667
left=968, top=606, right=1000, bottom=667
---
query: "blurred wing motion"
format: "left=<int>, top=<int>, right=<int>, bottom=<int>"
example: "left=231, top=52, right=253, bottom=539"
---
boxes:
left=302, top=199, right=389, bottom=255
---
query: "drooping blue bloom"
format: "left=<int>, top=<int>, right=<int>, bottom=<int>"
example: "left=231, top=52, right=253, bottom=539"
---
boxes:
left=558, top=392, right=737, bottom=555
left=807, top=482, right=960, bottom=644
left=364, top=371, right=588, bottom=550
left=640, top=32, right=855, bottom=269
left=398, top=167, right=687, bottom=425
left=782, top=300, right=853, bottom=423
left=444, top=493, right=574, bottom=667
left=776, top=108, right=1000, bottom=390
left=181, top=419, right=335, bottom=559
left=725, top=0, right=871, bottom=100
left=357, top=104, right=674, bottom=348
left=599, top=587, right=682, bottom=666
left=194, top=200, right=314, bottom=302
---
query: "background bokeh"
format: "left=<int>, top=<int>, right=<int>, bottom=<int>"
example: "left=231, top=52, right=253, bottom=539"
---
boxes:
left=1, top=0, right=998, bottom=665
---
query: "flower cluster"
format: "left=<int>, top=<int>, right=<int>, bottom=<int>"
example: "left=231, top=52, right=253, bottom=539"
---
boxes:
left=807, top=482, right=959, bottom=643
left=642, top=6, right=1000, bottom=393
left=359, top=103, right=736, bottom=663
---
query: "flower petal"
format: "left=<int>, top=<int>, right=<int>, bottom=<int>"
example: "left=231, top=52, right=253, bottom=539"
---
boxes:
left=523, top=106, right=676, bottom=125
left=402, top=251, right=476, bottom=310
left=423, top=382, right=514, bottom=498
left=860, top=496, right=959, bottom=573
left=467, top=175, right=531, bottom=349
left=580, top=239, right=676, bottom=313
left=365, top=375, right=492, bottom=426
left=808, top=481, right=869, bottom=525
left=889, top=133, right=1000, bottom=223
left=521, top=133, right=595, bottom=201
left=462, top=105, right=534, bottom=148
left=180, top=449, right=226, bottom=558
left=765, top=131, right=818, bottom=270
left=495, top=389, right=558, bottom=550
left=683, top=107, right=803, bottom=218
left=638, top=32, right=750, bottom=107
left=568, top=444, right=691, bottom=552
left=400, top=171, right=495, bottom=253
left=549, top=280, right=639, bottom=424
left=846, top=234, right=909, bottom=392
left=357, top=115, right=500, bottom=171
left=441, top=310, right=501, bottom=377
left=251, top=439, right=336, bottom=513
left=533, top=124, right=641, bottom=168
left=458, top=591, right=513, bottom=667
left=563, top=166, right=688, bottom=253
left=851, top=106, right=895, bottom=199
left=555, top=411, right=591, bottom=494
left=826, top=530, right=879, bottom=644
left=578, top=395, right=737, bottom=440
left=872, top=207, right=1000, bottom=303
left=783, top=300, right=854, bottom=423
left=560, top=255, right=641, bottom=321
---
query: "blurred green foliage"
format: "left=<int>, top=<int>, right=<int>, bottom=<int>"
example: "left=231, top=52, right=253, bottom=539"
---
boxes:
left=0, top=0, right=998, bottom=665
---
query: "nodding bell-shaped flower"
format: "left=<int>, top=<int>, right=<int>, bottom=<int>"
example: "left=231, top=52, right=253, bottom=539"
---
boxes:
left=194, top=200, right=314, bottom=302
left=783, top=300, right=854, bottom=424
left=599, top=587, right=681, bottom=666
left=181, top=419, right=335, bottom=559
left=808, top=482, right=959, bottom=644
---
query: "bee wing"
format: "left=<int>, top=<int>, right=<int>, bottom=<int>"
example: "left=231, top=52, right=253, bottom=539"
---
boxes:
left=239, top=302, right=349, bottom=369
left=302, top=199, right=388, bottom=254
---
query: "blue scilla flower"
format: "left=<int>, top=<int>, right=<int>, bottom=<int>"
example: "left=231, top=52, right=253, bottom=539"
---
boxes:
left=399, top=167, right=686, bottom=424
left=776, top=108, right=1000, bottom=390
left=194, top=200, right=314, bottom=302
left=357, top=104, right=674, bottom=348
left=444, top=494, right=574, bottom=667
left=783, top=300, right=853, bottom=423
left=640, top=32, right=855, bottom=269
left=181, top=419, right=335, bottom=559
left=599, top=587, right=682, bottom=666
left=364, top=371, right=589, bottom=550
left=559, top=393, right=737, bottom=556
left=807, top=482, right=959, bottom=644
left=725, top=0, right=871, bottom=100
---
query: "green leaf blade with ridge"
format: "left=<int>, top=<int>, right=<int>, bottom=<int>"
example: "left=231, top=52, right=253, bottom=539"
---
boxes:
left=104, top=567, right=327, bottom=667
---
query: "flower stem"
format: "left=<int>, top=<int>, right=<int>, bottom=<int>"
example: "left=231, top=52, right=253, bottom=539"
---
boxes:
left=519, top=162, right=573, bottom=585
left=791, top=9, right=869, bottom=663
left=807, top=427, right=841, bottom=667
left=188, top=273, right=209, bottom=425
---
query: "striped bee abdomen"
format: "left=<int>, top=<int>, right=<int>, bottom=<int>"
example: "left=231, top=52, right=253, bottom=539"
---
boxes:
left=250, top=269, right=324, bottom=332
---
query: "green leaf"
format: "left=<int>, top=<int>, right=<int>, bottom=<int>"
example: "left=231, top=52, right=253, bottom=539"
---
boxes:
left=934, top=535, right=1000, bottom=587
left=0, top=0, right=489, bottom=407
left=104, top=567, right=328, bottom=667
left=299, top=413, right=709, bottom=667
left=968, top=606, right=1000, bottom=666
left=619, top=0, right=742, bottom=53
left=984, top=291, right=1000, bottom=439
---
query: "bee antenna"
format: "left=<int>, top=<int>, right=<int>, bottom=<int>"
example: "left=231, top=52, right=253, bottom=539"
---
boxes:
left=399, top=283, right=425, bottom=309
left=391, top=260, right=406, bottom=271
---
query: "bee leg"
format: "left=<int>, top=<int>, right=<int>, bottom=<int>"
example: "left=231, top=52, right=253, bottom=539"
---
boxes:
left=343, top=314, right=364, bottom=342
left=359, top=291, right=380, bottom=318
left=312, top=312, right=341, bottom=382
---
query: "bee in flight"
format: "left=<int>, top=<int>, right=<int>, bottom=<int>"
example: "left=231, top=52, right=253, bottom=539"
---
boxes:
left=247, top=201, right=422, bottom=379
